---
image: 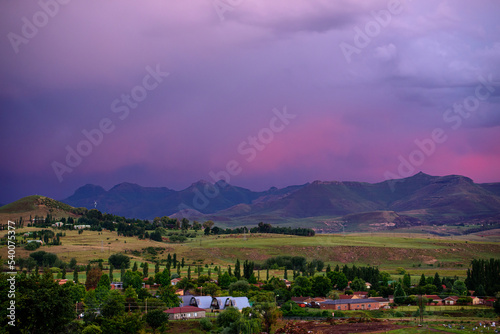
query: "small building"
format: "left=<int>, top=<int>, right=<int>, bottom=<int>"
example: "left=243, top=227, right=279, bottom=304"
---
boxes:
left=368, top=297, right=390, bottom=309
left=74, top=225, right=91, bottom=229
left=111, top=282, right=123, bottom=290
left=352, top=292, right=368, bottom=298
left=485, top=298, right=496, bottom=307
left=320, top=298, right=380, bottom=311
left=229, top=297, right=251, bottom=310
left=443, top=296, right=460, bottom=305
left=211, top=297, right=232, bottom=311
left=291, top=297, right=308, bottom=307
left=27, top=240, right=43, bottom=245
left=52, top=222, right=64, bottom=227
left=55, top=279, right=68, bottom=285
left=472, top=297, right=484, bottom=305
left=164, top=306, right=206, bottom=320
left=189, top=296, right=213, bottom=309
left=424, top=295, right=443, bottom=306
left=171, top=278, right=182, bottom=286
left=339, top=295, right=354, bottom=300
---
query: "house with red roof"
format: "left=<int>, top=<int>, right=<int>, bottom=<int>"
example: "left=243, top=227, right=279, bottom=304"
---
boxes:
left=164, top=306, right=206, bottom=320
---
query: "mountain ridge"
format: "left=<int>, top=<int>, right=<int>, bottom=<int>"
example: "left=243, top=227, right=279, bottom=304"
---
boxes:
left=58, top=173, right=500, bottom=227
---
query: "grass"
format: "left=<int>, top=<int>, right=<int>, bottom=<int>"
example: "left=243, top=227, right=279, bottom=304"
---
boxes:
left=8, top=228, right=500, bottom=279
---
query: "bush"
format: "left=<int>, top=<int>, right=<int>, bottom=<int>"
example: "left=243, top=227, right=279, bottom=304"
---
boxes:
left=82, top=324, right=102, bottom=334
left=108, top=254, right=130, bottom=269
left=199, top=317, right=213, bottom=331
left=25, top=242, right=41, bottom=251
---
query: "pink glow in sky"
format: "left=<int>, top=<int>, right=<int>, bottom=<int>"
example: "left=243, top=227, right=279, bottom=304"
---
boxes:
left=0, top=0, right=499, bottom=203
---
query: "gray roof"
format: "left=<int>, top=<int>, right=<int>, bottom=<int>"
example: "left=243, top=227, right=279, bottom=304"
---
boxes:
left=230, top=297, right=251, bottom=310
left=190, top=296, right=213, bottom=309
left=212, top=297, right=232, bottom=310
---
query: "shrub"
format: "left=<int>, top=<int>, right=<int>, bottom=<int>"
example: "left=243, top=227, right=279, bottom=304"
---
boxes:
left=25, top=242, right=41, bottom=251
left=199, top=318, right=213, bottom=331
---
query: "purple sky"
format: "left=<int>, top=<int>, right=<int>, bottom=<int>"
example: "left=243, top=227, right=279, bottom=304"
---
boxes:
left=1, top=0, right=499, bottom=204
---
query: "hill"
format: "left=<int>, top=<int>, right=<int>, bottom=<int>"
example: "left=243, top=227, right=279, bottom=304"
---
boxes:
left=59, top=172, right=500, bottom=230
left=0, top=195, right=86, bottom=225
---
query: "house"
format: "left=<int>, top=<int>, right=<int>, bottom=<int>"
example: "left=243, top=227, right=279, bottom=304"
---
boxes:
left=310, top=297, right=327, bottom=308
left=52, top=222, right=63, bottom=227
left=27, top=240, right=43, bottom=245
left=188, top=296, right=213, bottom=309
left=164, top=306, right=205, bottom=320
left=320, top=299, right=380, bottom=311
left=55, top=279, right=68, bottom=285
left=339, top=295, right=354, bottom=300
left=365, top=282, right=372, bottom=289
left=368, top=297, right=390, bottom=309
left=175, top=289, right=184, bottom=296
left=291, top=297, right=309, bottom=307
left=211, top=297, right=232, bottom=311
left=485, top=298, right=496, bottom=307
left=171, top=278, right=182, bottom=286
left=282, top=279, right=292, bottom=288
left=111, top=282, right=123, bottom=290
left=424, top=295, right=443, bottom=306
left=229, top=297, right=251, bottom=310
left=443, top=296, right=460, bottom=305
left=472, top=297, right=483, bottom=305
left=352, top=292, right=368, bottom=298
left=179, top=295, right=194, bottom=307
left=74, top=225, right=91, bottom=229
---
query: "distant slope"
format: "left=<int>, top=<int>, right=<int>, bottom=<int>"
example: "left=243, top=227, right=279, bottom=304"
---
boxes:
left=0, top=195, right=86, bottom=224
left=59, top=173, right=500, bottom=228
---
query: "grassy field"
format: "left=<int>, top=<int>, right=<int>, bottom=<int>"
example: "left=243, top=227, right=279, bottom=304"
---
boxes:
left=6, top=227, right=499, bottom=280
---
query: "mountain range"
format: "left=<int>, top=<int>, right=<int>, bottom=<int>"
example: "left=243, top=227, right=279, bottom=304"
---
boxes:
left=61, top=172, right=500, bottom=230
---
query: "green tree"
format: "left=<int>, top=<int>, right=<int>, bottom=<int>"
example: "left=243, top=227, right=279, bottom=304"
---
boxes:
left=254, top=302, right=282, bottom=333
left=101, top=290, right=126, bottom=318
left=13, top=273, right=75, bottom=333
left=326, top=271, right=348, bottom=290
left=452, top=280, right=467, bottom=296
left=218, top=271, right=231, bottom=289
left=159, top=267, right=171, bottom=286
left=73, top=267, right=79, bottom=284
left=82, top=324, right=102, bottom=334
left=63, top=281, right=86, bottom=303
left=229, top=280, right=250, bottom=295
left=403, top=273, right=411, bottom=289
left=475, top=284, right=486, bottom=297
left=419, top=274, right=426, bottom=287
left=145, top=309, right=168, bottom=333
left=100, top=313, right=144, bottom=334
left=108, top=253, right=130, bottom=269
left=97, top=273, right=111, bottom=290
left=132, top=262, right=138, bottom=272
left=155, top=262, right=160, bottom=274
left=203, top=282, right=221, bottom=297
left=122, top=270, right=143, bottom=290
left=234, top=259, right=241, bottom=280
left=350, top=277, right=366, bottom=292
left=311, top=275, right=332, bottom=297
left=109, top=263, right=114, bottom=282
left=394, top=283, right=406, bottom=305
left=291, top=276, right=311, bottom=297
left=143, top=262, right=149, bottom=277
left=159, top=285, right=181, bottom=308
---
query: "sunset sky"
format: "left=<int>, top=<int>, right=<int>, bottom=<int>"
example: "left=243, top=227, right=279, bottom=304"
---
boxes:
left=1, top=0, right=499, bottom=204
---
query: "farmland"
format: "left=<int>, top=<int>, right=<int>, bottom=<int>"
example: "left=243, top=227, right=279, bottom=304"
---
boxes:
left=9, top=227, right=500, bottom=279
